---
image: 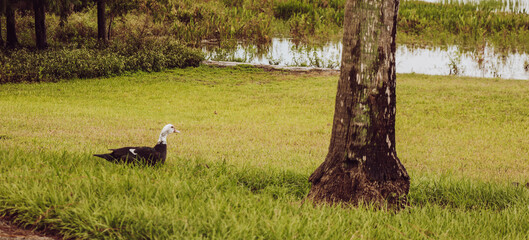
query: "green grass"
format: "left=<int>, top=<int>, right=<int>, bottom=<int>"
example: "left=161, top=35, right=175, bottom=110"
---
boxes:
left=1, top=66, right=529, bottom=239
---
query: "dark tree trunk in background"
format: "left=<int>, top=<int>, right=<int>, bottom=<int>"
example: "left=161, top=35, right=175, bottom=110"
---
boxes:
left=5, top=0, right=17, bottom=48
left=59, top=0, right=70, bottom=27
left=97, top=0, right=107, bottom=44
left=107, top=14, right=112, bottom=40
left=33, top=0, right=47, bottom=49
left=0, top=14, right=3, bottom=47
left=0, top=0, right=4, bottom=47
left=307, top=0, right=409, bottom=208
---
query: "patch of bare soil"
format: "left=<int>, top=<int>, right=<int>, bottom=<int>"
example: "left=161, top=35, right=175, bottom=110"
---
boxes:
left=0, top=218, right=61, bottom=240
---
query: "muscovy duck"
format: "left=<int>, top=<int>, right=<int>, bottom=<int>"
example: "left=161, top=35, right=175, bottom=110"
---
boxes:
left=94, top=124, right=180, bottom=166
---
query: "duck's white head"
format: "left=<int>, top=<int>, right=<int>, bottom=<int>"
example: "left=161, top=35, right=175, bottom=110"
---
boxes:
left=158, top=124, right=180, bottom=144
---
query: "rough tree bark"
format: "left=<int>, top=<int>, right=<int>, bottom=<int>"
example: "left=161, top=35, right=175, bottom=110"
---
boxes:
left=96, top=0, right=107, bottom=44
left=33, top=0, right=48, bottom=49
left=5, top=0, right=17, bottom=48
left=307, top=0, right=409, bottom=207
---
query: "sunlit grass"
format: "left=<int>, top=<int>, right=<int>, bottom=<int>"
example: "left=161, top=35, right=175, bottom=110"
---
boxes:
left=1, top=66, right=529, bottom=238
left=398, top=74, right=529, bottom=182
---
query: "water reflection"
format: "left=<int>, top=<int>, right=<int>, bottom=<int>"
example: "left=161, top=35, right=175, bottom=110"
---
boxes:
left=203, top=38, right=529, bottom=80
left=418, top=0, right=529, bottom=13
left=203, top=38, right=341, bottom=69
left=397, top=45, right=529, bottom=79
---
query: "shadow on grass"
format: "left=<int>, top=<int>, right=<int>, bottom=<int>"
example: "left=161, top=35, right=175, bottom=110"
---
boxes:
left=181, top=157, right=529, bottom=210
left=3, top=150, right=527, bottom=211
left=183, top=158, right=311, bottom=200
left=408, top=174, right=529, bottom=210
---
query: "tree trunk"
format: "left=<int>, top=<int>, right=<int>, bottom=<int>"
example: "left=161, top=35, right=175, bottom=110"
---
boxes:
left=107, top=14, right=112, bottom=41
left=96, top=0, right=107, bottom=44
left=33, top=0, right=47, bottom=49
left=5, top=0, right=17, bottom=48
left=0, top=0, right=4, bottom=47
left=307, top=0, right=409, bottom=208
left=59, top=0, right=69, bottom=27
left=0, top=14, right=3, bottom=48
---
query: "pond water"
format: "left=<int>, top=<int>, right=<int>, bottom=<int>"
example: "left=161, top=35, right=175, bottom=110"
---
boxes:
left=419, top=0, right=529, bottom=13
left=203, top=38, right=529, bottom=80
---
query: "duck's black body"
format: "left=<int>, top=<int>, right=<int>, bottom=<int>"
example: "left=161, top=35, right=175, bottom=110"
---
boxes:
left=94, top=143, right=167, bottom=166
left=94, top=124, right=178, bottom=166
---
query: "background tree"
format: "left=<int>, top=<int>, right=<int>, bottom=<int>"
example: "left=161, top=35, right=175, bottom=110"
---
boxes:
left=33, top=0, right=48, bottom=49
left=59, top=0, right=69, bottom=27
left=5, top=0, right=17, bottom=48
left=106, top=0, right=139, bottom=40
left=74, top=0, right=90, bottom=11
left=48, top=0, right=82, bottom=31
left=96, top=0, right=106, bottom=44
left=0, top=0, right=5, bottom=47
left=307, top=0, right=410, bottom=207
left=55, top=0, right=76, bottom=27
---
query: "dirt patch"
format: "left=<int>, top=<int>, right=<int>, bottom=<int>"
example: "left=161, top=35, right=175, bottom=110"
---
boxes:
left=0, top=218, right=61, bottom=240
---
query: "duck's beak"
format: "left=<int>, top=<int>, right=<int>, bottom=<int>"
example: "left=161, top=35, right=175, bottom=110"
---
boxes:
left=175, top=130, right=181, bottom=134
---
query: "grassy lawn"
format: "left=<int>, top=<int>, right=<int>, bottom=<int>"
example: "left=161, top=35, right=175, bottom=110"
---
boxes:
left=1, top=66, right=529, bottom=239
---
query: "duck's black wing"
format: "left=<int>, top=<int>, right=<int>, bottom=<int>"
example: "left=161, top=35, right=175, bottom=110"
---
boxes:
left=94, top=146, right=161, bottom=165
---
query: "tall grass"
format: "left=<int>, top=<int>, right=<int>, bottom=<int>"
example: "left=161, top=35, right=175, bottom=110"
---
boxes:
left=1, top=149, right=528, bottom=239
left=5, top=0, right=529, bottom=50
left=399, top=0, right=529, bottom=51
left=1, top=67, right=529, bottom=238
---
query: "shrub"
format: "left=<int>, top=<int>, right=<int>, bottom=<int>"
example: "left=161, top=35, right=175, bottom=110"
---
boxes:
left=0, top=40, right=204, bottom=84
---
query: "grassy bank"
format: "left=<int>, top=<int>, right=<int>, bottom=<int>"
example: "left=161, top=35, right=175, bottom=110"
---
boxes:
left=1, top=67, right=529, bottom=238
